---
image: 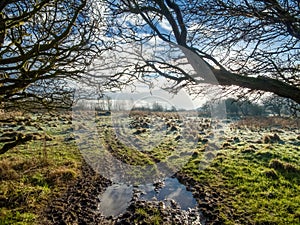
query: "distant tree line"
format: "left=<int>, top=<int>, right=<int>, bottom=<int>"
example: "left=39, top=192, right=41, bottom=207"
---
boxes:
left=199, top=95, right=300, bottom=118
left=132, top=102, right=178, bottom=112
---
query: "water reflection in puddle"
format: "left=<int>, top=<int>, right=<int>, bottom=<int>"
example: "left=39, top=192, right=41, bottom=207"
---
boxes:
left=98, top=184, right=133, bottom=217
left=98, top=177, right=197, bottom=217
left=140, top=177, right=197, bottom=210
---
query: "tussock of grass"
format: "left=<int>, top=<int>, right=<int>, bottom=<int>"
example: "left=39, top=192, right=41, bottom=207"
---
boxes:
left=240, top=148, right=256, bottom=154
left=269, top=158, right=299, bottom=173
left=262, top=169, right=278, bottom=179
left=47, top=168, right=78, bottom=186
left=284, top=162, right=299, bottom=173
left=263, top=133, right=281, bottom=144
left=269, top=158, right=286, bottom=170
left=0, top=160, right=20, bottom=180
left=221, top=142, right=231, bottom=148
left=254, top=149, right=279, bottom=161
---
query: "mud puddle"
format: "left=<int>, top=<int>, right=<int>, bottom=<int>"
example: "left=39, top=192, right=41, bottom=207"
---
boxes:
left=98, top=177, right=198, bottom=217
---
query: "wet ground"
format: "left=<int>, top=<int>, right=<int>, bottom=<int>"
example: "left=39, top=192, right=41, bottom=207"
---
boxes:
left=99, top=177, right=198, bottom=217
left=1, top=113, right=299, bottom=224
left=41, top=163, right=205, bottom=225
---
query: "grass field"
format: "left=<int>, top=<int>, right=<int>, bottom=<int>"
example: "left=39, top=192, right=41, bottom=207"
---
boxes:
left=0, top=113, right=82, bottom=225
left=0, top=111, right=299, bottom=224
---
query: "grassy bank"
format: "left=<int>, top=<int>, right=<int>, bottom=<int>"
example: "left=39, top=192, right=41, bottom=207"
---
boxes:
left=0, top=114, right=82, bottom=225
left=182, top=139, right=300, bottom=224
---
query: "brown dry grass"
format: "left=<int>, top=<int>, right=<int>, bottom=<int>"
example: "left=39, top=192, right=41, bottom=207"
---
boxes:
left=47, top=168, right=78, bottom=186
left=233, top=116, right=300, bottom=129
left=0, top=110, right=24, bottom=120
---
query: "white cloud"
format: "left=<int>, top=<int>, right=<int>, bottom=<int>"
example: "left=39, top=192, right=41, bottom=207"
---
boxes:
left=160, top=18, right=173, bottom=32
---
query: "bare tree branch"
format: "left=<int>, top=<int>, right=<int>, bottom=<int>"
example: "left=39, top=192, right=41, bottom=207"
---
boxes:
left=0, top=0, right=106, bottom=110
left=103, top=0, right=300, bottom=103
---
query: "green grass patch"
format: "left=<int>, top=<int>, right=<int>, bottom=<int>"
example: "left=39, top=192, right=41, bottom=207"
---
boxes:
left=134, top=207, right=163, bottom=225
left=0, top=120, right=82, bottom=225
left=102, top=128, right=154, bottom=165
left=182, top=143, right=300, bottom=224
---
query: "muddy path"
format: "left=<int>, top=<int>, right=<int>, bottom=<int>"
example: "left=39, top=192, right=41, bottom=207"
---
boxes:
left=40, top=162, right=111, bottom=225
left=40, top=161, right=209, bottom=225
left=38, top=114, right=242, bottom=224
